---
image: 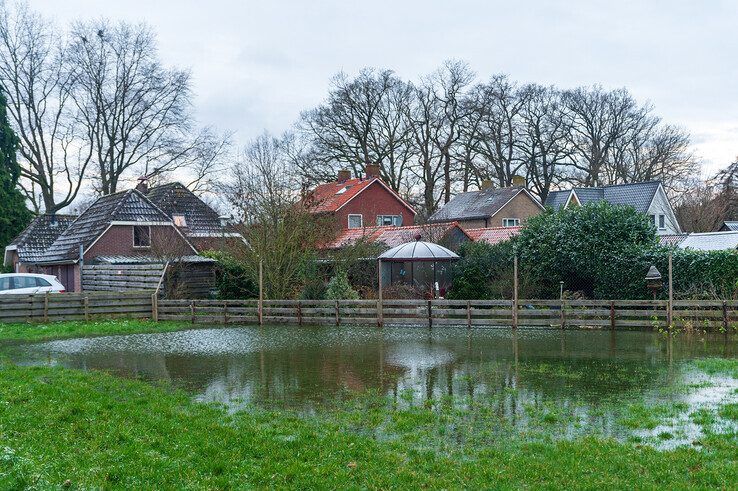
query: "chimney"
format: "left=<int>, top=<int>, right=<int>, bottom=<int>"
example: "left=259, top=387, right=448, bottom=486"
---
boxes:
left=135, top=176, right=149, bottom=194
left=480, top=179, right=493, bottom=190
left=511, top=175, right=526, bottom=187
left=365, top=164, right=381, bottom=179
left=337, top=169, right=351, bottom=183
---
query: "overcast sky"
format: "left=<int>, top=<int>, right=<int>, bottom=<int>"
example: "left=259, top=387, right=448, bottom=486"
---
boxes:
left=31, top=0, right=738, bottom=175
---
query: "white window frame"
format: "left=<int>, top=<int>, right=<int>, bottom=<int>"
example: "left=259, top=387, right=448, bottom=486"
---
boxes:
left=377, top=215, right=402, bottom=227
left=347, top=214, right=363, bottom=229
left=658, top=214, right=666, bottom=230
left=132, top=225, right=152, bottom=248
left=502, top=218, right=520, bottom=227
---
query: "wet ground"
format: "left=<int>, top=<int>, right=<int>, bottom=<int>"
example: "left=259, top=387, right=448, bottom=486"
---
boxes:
left=5, top=326, right=738, bottom=448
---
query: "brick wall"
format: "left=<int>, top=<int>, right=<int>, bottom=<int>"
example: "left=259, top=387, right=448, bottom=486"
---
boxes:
left=85, top=225, right=194, bottom=259
left=488, top=192, right=543, bottom=227
left=334, top=181, right=415, bottom=230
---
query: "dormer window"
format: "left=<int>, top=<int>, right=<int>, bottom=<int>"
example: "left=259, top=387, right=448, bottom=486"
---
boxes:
left=173, top=214, right=187, bottom=227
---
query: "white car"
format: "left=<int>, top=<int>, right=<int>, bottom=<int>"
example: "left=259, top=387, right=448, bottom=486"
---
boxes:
left=0, top=273, right=66, bottom=294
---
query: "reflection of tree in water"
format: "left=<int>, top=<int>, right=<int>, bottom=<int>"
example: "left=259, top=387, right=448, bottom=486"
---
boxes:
left=15, top=327, right=738, bottom=413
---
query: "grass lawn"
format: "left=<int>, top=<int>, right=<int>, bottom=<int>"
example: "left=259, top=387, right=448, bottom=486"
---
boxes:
left=0, top=319, right=194, bottom=344
left=1, top=359, right=737, bottom=489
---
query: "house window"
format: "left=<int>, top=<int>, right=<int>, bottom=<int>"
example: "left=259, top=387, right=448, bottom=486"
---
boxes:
left=502, top=218, right=520, bottom=227
left=658, top=215, right=665, bottom=229
left=347, top=214, right=363, bottom=229
left=173, top=214, right=187, bottom=227
left=133, top=225, right=151, bottom=248
left=377, top=215, right=402, bottom=226
left=649, top=215, right=656, bottom=227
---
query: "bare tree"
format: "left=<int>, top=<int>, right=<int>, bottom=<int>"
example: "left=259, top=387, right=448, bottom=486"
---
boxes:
left=298, top=69, right=414, bottom=191
left=68, top=20, right=195, bottom=195
left=0, top=3, right=90, bottom=212
left=220, top=132, right=302, bottom=224
left=467, top=74, right=529, bottom=187
left=561, top=86, right=644, bottom=186
left=516, top=84, right=571, bottom=202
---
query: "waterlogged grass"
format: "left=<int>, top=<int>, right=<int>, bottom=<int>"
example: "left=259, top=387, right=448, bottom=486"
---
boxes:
left=1, top=361, right=738, bottom=489
left=0, top=319, right=193, bottom=343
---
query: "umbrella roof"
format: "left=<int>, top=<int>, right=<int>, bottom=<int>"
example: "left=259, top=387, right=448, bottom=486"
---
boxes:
left=378, top=240, right=459, bottom=261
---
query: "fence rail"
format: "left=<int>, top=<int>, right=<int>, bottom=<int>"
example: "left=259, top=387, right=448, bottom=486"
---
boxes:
left=156, top=298, right=738, bottom=331
left=0, top=291, right=154, bottom=323
left=1, top=293, right=735, bottom=330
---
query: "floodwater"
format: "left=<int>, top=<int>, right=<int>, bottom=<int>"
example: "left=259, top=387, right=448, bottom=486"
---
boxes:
left=5, top=326, right=738, bottom=447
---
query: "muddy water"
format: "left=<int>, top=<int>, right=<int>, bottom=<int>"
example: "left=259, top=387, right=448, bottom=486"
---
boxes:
left=6, top=326, right=738, bottom=446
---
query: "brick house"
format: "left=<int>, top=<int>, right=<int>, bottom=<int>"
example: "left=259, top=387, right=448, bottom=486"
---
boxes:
left=143, top=181, right=244, bottom=251
left=429, top=181, right=545, bottom=229
left=303, top=165, right=417, bottom=231
left=25, top=189, right=199, bottom=292
left=3, top=214, right=78, bottom=274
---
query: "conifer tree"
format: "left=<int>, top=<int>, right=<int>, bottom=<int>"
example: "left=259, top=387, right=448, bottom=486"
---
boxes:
left=0, top=87, right=32, bottom=252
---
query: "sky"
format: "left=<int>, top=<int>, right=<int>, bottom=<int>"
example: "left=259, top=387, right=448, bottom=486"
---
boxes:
left=30, top=0, right=738, bottom=176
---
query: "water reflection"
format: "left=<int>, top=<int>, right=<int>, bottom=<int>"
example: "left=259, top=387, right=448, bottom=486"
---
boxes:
left=7, top=327, right=736, bottom=413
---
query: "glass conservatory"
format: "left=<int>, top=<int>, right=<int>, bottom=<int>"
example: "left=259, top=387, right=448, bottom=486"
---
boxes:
left=378, top=237, right=459, bottom=298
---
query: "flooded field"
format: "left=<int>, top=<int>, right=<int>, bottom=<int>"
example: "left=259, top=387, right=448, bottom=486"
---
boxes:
left=5, top=326, right=738, bottom=448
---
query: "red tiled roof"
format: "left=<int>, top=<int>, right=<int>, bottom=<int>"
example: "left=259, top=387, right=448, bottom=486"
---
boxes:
left=463, top=226, right=521, bottom=245
left=659, top=234, right=688, bottom=246
left=303, top=177, right=416, bottom=215
left=324, top=222, right=469, bottom=249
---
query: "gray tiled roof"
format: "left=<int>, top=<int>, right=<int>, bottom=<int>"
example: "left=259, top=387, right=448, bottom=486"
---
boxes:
left=7, top=214, right=77, bottom=262
left=40, top=190, right=172, bottom=264
left=544, top=190, right=571, bottom=210
left=678, top=231, right=738, bottom=251
left=544, top=181, right=661, bottom=213
left=146, top=183, right=225, bottom=235
left=429, top=186, right=530, bottom=223
left=721, top=221, right=738, bottom=231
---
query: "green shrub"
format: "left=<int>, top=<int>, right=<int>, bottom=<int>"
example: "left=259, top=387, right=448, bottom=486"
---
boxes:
left=201, top=251, right=257, bottom=299
left=447, top=240, right=515, bottom=299
left=324, top=271, right=360, bottom=300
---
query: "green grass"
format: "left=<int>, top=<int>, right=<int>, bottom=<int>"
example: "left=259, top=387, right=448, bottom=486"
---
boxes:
left=0, top=364, right=736, bottom=489
left=0, top=319, right=194, bottom=344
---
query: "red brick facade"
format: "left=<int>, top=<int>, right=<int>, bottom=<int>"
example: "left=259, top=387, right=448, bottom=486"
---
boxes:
left=333, top=181, right=415, bottom=230
left=85, top=225, right=195, bottom=259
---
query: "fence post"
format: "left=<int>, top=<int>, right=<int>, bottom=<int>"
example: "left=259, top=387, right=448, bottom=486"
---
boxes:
left=610, top=301, right=615, bottom=330
left=666, top=251, right=674, bottom=330
left=223, top=301, right=228, bottom=325
left=84, top=295, right=89, bottom=321
left=428, top=300, right=433, bottom=328
left=512, top=255, right=518, bottom=329
left=335, top=300, right=340, bottom=326
left=297, top=301, right=303, bottom=326
left=151, top=293, right=158, bottom=322
left=377, top=258, right=383, bottom=328
left=723, top=301, right=729, bottom=334
left=43, top=292, right=49, bottom=322
left=258, top=259, right=264, bottom=326
left=190, top=300, right=195, bottom=324
left=466, top=300, right=471, bottom=329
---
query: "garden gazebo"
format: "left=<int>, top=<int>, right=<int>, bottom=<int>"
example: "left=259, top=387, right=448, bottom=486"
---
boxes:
left=378, top=235, right=459, bottom=298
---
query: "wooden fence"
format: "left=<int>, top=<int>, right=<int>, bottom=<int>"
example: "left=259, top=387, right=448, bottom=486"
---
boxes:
left=82, top=264, right=165, bottom=292
left=0, top=291, right=154, bottom=323
left=1, top=293, right=735, bottom=331
left=156, top=298, right=738, bottom=331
